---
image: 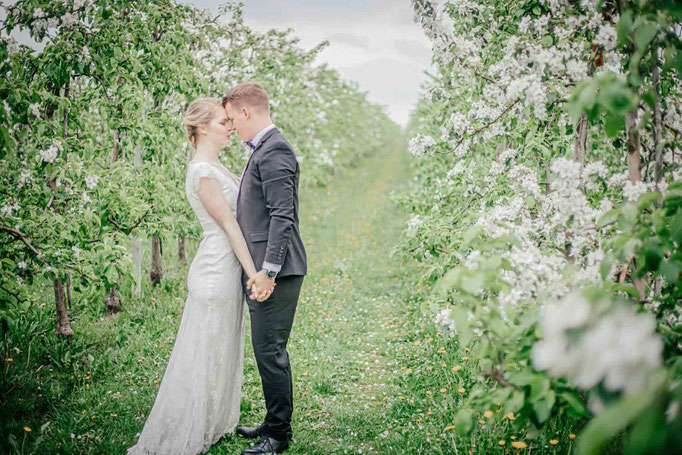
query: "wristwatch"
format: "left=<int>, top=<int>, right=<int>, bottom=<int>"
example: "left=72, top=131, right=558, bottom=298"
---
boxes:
left=262, top=268, right=278, bottom=280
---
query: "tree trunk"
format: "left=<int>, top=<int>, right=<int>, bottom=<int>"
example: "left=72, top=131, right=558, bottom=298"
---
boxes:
left=625, top=110, right=641, bottom=184
left=573, top=113, right=588, bottom=165
left=54, top=278, right=74, bottom=339
left=652, top=61, right=664, bottom=186
left=131, top=235, right=142, bottom=297
left=105, top=286, right=121, bottom=313
left=47, top=84, right=75, bottom=338
left=66, top=274, right=73, bottom=310
left=574, top=113, right=588, bottom=191
left=178, top=234, right=187, bottom=265
left=150, top=234, right=163, bottom=286
left=131, top=145, right=143, bottom=297
left=652, top=56, right=664, bottom=297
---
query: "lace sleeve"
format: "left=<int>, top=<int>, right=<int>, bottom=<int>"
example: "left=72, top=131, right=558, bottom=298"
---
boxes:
left=192, top=162, right=219, bottom=194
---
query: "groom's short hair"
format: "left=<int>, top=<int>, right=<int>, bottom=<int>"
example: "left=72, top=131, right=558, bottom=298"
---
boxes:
left=222, top=82, right=269, bottom=113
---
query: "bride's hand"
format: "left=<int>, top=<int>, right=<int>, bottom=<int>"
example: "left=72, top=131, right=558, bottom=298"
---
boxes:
left=249, top=282, right=274, bottom=302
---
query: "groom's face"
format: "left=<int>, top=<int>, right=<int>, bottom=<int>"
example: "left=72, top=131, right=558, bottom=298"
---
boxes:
left=225, top=102, right=249, bottom=141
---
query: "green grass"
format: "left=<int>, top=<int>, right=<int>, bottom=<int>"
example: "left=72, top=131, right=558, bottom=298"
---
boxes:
left=3, top=138, right=586, bottom=454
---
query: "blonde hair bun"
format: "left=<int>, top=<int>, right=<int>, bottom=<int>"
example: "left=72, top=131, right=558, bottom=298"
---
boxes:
left=183, top=97, right=222, bottom=148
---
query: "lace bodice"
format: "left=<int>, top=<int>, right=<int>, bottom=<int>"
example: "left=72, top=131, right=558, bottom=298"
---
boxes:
left=185, top=160, right=240, bottom=236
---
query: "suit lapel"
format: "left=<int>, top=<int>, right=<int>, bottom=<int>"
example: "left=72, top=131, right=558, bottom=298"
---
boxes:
left=237, top=127, right=281, bottom=209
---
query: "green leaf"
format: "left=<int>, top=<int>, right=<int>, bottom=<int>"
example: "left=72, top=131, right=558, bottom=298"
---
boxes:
left=461, top=271, right=484, bottom=294
left=616, top=10, right=633, bottom=46
left=604, top=113, right=625, bottom=137
left=612, top=283, right=642, bottom=298
left=577, top=372, right=666, bottom=455
left=454, top=410, right=473, bottom=436
left=637, top=191, right=661, bottom=209
left=559, top=391, right=589, bottom=418
left=660, top=261, right=679, bottom=284
left=600, top=251, right=615, bottom=280
left=597, top=209, right=620, bottom=228
left=452, top=307, right=473, bottom=346
left=671, top=211, right=682, bottom=246
left=634, top=22, right=657, bottom=53
left=507, top=390, right=526, bottom=413
left=532, top=390, right=555, bottom=423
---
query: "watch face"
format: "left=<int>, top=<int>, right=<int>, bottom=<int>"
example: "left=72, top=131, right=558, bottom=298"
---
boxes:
left=267, top=271, right=277, bottom=278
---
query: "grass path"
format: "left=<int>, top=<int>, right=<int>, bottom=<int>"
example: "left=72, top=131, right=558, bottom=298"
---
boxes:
left=219, top=140, right=416, bottom=454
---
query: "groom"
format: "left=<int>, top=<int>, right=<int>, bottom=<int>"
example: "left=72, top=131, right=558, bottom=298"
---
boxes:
left=223, top=82, right=307, bottom=455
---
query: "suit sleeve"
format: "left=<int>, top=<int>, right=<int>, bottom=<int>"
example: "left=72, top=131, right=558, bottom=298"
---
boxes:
left=258, top=147, right=297, bottom=267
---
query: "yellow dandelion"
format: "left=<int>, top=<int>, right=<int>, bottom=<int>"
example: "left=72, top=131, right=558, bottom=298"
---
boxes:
left=569, top=433, right=576, bottom=440
left=406, top=368, right=412, bottom=374
left=444, top=425, right=455, bottom=431
left=6, top=358, right=12, bottom=362
left=438, top=347, right=446, bottom=353
left=484, top=410, right=494, bottom=418
left=461, top=356, right=469, bottom=361
left=478, top=419, right=485, bottom=425
left=505, top=412, right=515, bottom=420
left=24, top=426, right=32, bottom=432
left=550, top=439, right=558, bottom=446
left=440, top=388, right=447, bottom=393
left=426, top=391, right=432, bottom=396
left=426, top=366, right=433, bottom=371
left=511, top=435, right=517, bottom=440
left=453, top=365, right=462, bottom=372
left=511, top=441, right=527, bottom=449
left=458, top=387, right=466, bottom=394
left=498, top=440, right=506, bottom=446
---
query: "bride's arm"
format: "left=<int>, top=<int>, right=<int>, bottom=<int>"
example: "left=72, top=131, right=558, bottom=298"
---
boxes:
left=197, top=177, right=259, bottom=281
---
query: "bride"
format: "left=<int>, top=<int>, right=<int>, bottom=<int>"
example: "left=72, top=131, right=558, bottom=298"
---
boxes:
left=127, top=97, right=273, bottom=455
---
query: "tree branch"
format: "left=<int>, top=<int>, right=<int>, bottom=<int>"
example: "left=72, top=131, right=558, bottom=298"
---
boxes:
left=0, top=226, right=42, bottom=257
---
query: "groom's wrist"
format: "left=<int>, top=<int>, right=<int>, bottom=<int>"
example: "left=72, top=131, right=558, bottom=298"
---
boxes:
left=261, top=261, right=281, bottom=279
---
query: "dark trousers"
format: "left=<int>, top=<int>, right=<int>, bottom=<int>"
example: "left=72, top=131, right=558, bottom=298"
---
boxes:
left=243, top=274, right=304, bottom=439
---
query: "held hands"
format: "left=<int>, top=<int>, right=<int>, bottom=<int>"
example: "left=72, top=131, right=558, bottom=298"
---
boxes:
left=247, top=270, right=276, bottom=302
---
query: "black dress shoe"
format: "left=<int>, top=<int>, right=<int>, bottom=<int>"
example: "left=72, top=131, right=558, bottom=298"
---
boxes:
left=236, top=424, right=293, bottom=441
left=236, top=424, right=264, bottom=439
left=240, top=435, right=289, bottom=454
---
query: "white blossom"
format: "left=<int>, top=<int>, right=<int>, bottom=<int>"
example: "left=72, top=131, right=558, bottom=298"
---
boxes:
left=85, top=175, right=99, bottom=189
left=407, top=215, right=423, bottom=236
left=533, top=291, right=663, bottom=397
left=17, top=261, right=26, bottom=269
left=408, top=134, right=436, bottom=157
left=622, top=180, right=649, bottom=202
left=594, top=24, right=617, bottom=49
left=39, top=141, right=63, bottom=164
left=434, top=308, right=457, bottom=336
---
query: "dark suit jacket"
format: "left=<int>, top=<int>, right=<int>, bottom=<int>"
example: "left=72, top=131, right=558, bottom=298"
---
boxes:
left=236, top=127, right=307, bottom=278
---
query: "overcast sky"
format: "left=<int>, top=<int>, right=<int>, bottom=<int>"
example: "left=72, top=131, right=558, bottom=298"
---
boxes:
left=2, top=1, right=432, bottom=126
left=182, top=0, right=433, bottom=126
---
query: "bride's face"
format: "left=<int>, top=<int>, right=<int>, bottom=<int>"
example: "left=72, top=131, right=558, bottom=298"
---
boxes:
left=199, top=108, right=231, bottom=148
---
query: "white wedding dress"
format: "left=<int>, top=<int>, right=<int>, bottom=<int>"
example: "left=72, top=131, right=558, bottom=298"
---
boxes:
left=127, top=160, right=246, bottom=455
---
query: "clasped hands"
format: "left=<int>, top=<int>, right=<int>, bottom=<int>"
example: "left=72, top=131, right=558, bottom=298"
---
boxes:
left=247, top=270, right=276, bottom=302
